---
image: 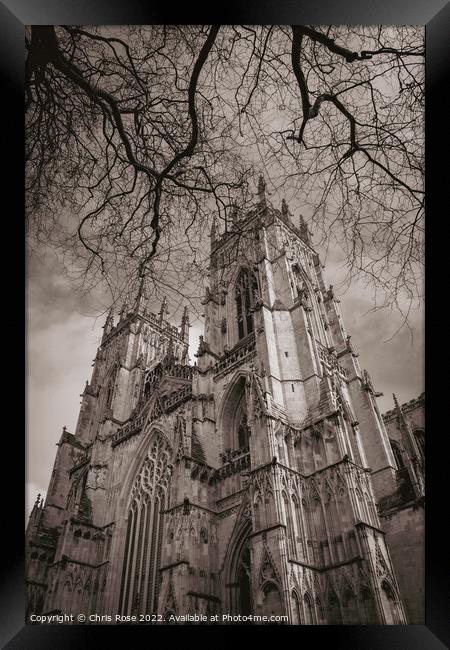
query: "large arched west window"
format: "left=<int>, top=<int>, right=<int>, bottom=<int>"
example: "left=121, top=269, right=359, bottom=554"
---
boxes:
left=118, top=433, right=172, bottom=616
left=235, top=268, right=258, bottom=340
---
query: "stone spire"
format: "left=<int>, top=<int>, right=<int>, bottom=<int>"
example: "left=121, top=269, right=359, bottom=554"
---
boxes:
left=180, top=306, right=190, bottom=342
left=133, top=276, right=148, bottom=315
left=392, top=393, right=401, bottom=412
left=119, top=296, right=130, bottom=321
left=159, top=297, right=169, bottom=323
left=101, top=306, right=114, bottom=342
left=257, top=174, right=266, bottom=206
left=28, top=492, right=44, bottom=529
left=393, top=394, right=416, bottom=449
left=163, top=336, right=176, bottom=366
left=299, top=214, right=311, bottom=245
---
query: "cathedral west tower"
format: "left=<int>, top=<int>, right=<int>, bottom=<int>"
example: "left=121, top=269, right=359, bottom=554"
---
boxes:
left=26, top=177, right=423, bottom=624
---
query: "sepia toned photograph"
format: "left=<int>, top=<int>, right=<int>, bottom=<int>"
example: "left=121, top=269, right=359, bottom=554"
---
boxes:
left=25, top=24, right=425, bottom=626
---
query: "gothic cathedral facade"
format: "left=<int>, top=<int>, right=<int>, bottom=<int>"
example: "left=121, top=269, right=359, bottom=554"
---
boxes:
left=26, top=179, right=425, bottom=625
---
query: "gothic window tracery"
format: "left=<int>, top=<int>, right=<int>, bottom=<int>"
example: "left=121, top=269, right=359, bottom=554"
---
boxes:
left=304, top=593, right=314, bottom=624
left=316, top=596, right=325, bottom=624
left=293, top=496, right=305, bottom=560
left=119, top=433, right=172, bottom=616
left=235, top=268, right=258, bottom=340
left=291, top=590, right=301, bottom=624
left=282, top=492, right=296, bottom=558
left=237, top=540, right=252, bottom=615
left=221, top=377, right=251, bottom=454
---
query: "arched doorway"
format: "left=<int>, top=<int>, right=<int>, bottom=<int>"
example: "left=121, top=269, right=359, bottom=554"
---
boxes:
left=226, top=522, right=253, bottom=617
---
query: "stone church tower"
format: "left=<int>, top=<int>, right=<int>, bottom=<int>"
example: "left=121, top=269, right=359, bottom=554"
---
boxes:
left=26, top=178, right=422, bottom=624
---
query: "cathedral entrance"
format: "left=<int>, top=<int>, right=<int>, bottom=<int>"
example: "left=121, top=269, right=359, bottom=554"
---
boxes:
left=227, top=523, right=254, bottom=618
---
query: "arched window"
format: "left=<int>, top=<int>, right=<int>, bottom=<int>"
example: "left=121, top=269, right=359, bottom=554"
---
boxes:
left=282, top=492, right=296, bottom=558
left=221, top=376, right=251, bottom=453
left=291, top=591, right=301, bottom=624
left=304, top=593, right=314, bottom=624
left=253, top=497, right=261, bottom=530
left=302, top=498, right=314, bottom=563
left=119, top=433, right=172, bottom=616
left=316, top=597, right=325, bottom=625
left=390, top=440, right=404, bottom=469
left=293, top=496, right=305, bottom=560
left=235, top=268, right=258, bottom=340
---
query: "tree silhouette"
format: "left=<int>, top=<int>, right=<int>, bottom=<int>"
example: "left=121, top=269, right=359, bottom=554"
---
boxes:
left=26, top=25, right=424, bottom=317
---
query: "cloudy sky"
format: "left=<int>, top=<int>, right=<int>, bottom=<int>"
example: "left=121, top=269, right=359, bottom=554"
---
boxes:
left=26, top=236, right=424, bottom=521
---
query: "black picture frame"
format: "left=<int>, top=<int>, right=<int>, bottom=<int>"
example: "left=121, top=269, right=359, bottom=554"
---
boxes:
left=2, top=1, right=448, bottom=647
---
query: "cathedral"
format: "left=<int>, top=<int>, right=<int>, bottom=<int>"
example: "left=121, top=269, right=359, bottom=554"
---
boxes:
left=26, top=178, right=425, bottom=625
